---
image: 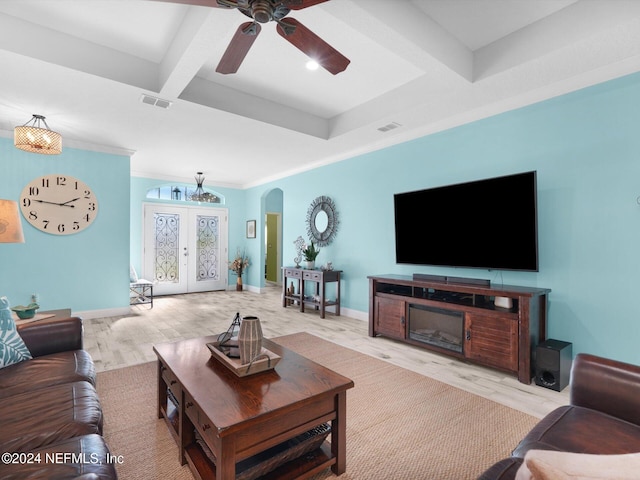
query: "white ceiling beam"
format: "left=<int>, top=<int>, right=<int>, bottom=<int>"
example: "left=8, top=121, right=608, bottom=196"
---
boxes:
left=328, top=0, right=473, bottom=82
left=316, top=0, right=475, bottom=137
left=158, top=7, right=236, bottom=98
left=180, top=77, right=329, bottom=138
left=0, top=13, right=158, bottom=91
left=474, top=0, right=640, bottom=80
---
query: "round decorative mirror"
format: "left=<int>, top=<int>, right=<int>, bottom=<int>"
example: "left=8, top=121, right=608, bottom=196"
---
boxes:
left=306, top=196, right=339, bottom=247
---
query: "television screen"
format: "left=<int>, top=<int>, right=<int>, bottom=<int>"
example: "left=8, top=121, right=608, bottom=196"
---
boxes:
left=394, top=171, right=538, bottom=271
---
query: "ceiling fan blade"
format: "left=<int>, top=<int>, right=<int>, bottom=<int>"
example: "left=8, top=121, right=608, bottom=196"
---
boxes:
left=284, top=0, right=330, bottom=10
left=147, top=0, right=229, bottom=7
left=216, top=22, right=262, bottom=74
left=276, top=18, right=350, bottom=75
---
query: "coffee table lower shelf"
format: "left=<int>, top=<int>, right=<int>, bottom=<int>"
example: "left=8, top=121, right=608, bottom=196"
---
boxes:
left=185, top=442, right=335, bottom=480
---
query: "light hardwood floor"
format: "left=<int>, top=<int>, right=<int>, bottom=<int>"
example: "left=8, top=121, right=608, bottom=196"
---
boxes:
left=84, top=284, right=569, bottom=419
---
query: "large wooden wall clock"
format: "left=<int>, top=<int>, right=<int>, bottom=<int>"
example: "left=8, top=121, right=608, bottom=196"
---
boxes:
left=20, top=174, right=98, bottom=235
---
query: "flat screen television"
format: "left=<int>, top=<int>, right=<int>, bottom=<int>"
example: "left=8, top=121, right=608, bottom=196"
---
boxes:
left=394, top=171, right=538, bottom=271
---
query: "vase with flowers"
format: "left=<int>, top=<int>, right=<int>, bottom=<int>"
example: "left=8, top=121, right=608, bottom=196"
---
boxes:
left=302, top=241, right=320, bottom=269
left=229, top=249, right=250, bottom=291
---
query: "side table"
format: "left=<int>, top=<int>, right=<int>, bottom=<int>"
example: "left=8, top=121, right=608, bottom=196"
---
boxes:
left=14, top=308, right=72, bottom=326
left=282, top=267, right=342, bottom=318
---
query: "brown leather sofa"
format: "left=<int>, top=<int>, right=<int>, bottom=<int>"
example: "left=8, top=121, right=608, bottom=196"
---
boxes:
left=478, top=353, right=640, bottom=479
left=0, top=317, right=118, bottom=480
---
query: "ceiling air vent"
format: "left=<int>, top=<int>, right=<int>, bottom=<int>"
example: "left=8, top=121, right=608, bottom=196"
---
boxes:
left=377, top=122, right=401, bottom=132
left=140, top=94, right=172, bottom=109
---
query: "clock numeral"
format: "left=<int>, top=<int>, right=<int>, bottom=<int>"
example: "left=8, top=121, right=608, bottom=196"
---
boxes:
left=42, top=220, right=49, bottom=229
left=29, top=186, right=39, bottom=196
left=83, top=213, right=91, bottom=222
left=22, top=198, right=31, bottom=208
left=73, top=222, right=80, bottom=231
left=28, top=211, right=38, bottom=221
left=57, top=224, right=65, bottom=233
left=56, top=176, right=67, bottom=186
left=88, top=202, right=96, bottom=211
left=41, top=178, right=49, bottom=188
left=83, top=189, right=92, bottom=199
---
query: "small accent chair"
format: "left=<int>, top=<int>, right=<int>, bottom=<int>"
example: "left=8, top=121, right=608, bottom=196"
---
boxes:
left=129, top=265, right=153, bottom=308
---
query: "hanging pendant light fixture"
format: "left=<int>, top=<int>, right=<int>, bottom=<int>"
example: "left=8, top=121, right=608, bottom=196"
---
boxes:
left=14, top=114, right=62, bottom=155
left=189, top=172, right=219, bottom=203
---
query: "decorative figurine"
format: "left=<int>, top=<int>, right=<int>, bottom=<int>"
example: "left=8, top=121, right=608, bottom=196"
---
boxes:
left=293, top=236, right=305, bottom=267
left=217, top=312, right=241, bottom=357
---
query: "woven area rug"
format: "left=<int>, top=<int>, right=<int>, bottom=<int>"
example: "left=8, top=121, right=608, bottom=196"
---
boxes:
left=96, top=332, right=537, bottom=480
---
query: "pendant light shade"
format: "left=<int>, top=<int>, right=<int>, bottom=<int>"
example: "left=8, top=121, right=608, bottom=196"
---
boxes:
left=0, top=200, right=25, bottom=243
left=14, top=114, right=62, bottom=155
left=189, top=172, right=219, bottom=203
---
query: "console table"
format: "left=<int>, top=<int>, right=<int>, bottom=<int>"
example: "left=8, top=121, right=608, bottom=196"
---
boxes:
left=369, top=275, right=550, bottom=384
left=282, top=267, right=342, bottom=318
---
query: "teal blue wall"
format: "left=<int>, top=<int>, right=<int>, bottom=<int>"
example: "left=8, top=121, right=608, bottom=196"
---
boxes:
left=249, top=72, right=640, bottom=365
left=265, top=188, right=283, bottom=213
left=0, top=138, right=130, bottom=312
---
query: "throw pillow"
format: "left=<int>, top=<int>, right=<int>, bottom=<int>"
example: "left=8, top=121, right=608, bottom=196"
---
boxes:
left=130, top=264, right=139, bottom=283
left=0, top=297, right=32, bottom=368
left=516, top=450, right=640, bottom=480
left=0, top=296, right=13, bottom=330
left=0, top=328, right=32, bottom=368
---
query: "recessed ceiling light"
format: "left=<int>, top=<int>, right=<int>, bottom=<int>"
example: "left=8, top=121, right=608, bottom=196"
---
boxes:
left=306, top=60, right=319, bottom=71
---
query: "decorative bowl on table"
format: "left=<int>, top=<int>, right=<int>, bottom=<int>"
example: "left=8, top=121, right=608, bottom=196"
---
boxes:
left=11, top=303, right=39, bottom=319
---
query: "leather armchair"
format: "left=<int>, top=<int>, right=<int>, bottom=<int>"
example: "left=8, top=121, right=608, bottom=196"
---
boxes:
left=478, top=353, right=640, bottom=479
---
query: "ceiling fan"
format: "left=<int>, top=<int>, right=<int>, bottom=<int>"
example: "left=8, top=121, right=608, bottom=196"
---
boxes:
left=160, top=0, right=350, bottom=75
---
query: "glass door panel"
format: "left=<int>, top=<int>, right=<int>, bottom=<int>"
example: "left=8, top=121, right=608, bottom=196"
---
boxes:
left=144, top=205, right=227, bottom=295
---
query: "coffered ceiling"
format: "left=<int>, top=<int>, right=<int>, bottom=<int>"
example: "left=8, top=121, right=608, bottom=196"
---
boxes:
left=1, top=0, right=639, bottom=188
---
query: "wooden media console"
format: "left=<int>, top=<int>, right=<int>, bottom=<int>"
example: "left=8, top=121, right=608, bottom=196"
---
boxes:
left=368, top=274, right=550, bottom=384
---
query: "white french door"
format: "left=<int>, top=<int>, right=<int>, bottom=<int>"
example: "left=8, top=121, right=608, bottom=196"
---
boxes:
left=143, top=204, right=228, bottom=295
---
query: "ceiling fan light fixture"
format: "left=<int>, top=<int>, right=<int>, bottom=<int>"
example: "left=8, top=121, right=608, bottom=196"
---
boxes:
left=14, top=114, right=62, bottom=155
left=251, top=0, right=273, bottom=23
left=306, top=59, right=319, bottom=71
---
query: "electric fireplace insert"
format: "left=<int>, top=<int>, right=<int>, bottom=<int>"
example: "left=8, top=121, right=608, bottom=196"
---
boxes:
left=408, top=304, right=464, bottom=354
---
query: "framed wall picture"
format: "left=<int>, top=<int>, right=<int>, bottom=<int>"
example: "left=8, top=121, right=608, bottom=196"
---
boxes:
left=246, top=220, right=256, bottom=239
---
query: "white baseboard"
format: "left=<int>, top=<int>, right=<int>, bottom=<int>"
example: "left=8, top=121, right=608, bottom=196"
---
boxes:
left=75, top=306, right=131, bottom=320
left=75, top=288, right=368, bottom=322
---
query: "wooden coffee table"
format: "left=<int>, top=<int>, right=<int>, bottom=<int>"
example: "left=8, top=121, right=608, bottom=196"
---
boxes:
left=154, top=335, right=354, bottom=480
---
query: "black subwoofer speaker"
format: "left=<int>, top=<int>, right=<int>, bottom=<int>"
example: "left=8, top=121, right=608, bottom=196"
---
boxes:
left=535, top=339, right=572, bottom=391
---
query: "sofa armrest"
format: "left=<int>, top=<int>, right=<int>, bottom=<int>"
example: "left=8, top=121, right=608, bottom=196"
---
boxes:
left=570, top=353, right=640, bottom=425
left=17, top=316, right=84, bottom=357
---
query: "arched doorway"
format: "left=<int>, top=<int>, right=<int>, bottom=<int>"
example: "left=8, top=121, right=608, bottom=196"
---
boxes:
left=264, top=188, right=283, bottom=285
